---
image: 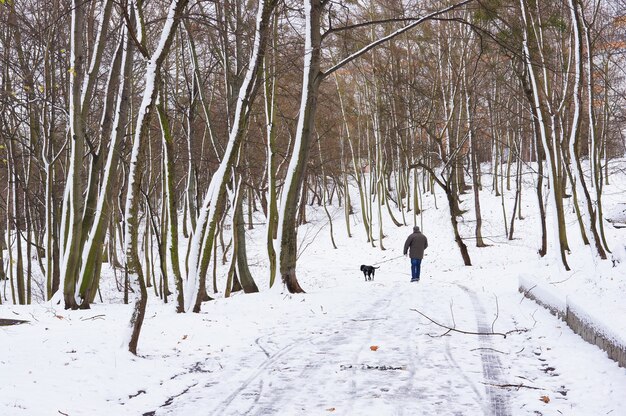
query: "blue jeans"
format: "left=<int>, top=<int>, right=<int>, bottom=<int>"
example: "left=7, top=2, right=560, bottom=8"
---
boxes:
left=411, top=258, right=422, bottom=281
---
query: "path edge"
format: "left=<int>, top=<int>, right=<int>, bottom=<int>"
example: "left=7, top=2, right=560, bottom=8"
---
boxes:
left=518, top=275, right=626, bottom=368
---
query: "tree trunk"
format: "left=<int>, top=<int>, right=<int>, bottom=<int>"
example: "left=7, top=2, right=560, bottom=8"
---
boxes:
left=465, top=77, right=486, bottom=247
left=60, top=0, right=87, bottom=310
left=277, top=0, right=322, bottom=293
left=157, top=94, right=185, bottom=311
left=234, top=184, right=259, bottom=293
left=567, top=0, right=606, bottom=260
left=186, top=0, right=278, bottom=311
left=446, top=185, right=471, bottom=266
left=126, top=0, right=190, bottom=354
left=519, top=0, right=570, bottom=270
left=77, top=27, right=133, bottom=307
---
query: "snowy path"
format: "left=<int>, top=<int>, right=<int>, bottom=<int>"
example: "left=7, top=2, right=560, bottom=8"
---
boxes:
left=460, top=285, right=511, bottom=416
left=154, top=280, right=516, bottom=416
left=4, top=264, right=626, bottom=416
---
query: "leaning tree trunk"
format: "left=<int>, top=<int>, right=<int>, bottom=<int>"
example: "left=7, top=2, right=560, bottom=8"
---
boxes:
left=126, top=0, right=189, bottom=355
left=584, top=23, right=610, bottom=253
left=464, top=76, right=486, bottom=248
left=233, top=181, right=259, bottom=293
left=157, top=94, right=186, bottom=311
left=77, top=27, right=132, bottom=307
left=336, top=74, right=370, bottom=242
left=417, top=163, right=471, bottom=266
left=519, top=69, right=547, bottom=256
left=59, top=0, right=87, bottom=310
left=520, top=0, right=570, bottom=270
left=263, top=27, right=279, bottom=287
left=185, top=0, right=278, bottom=311
left=567, top=0, right=606, bottom=260
left=277, top=0, right=322, bottom=293
left=445, top=185, right=471, bottom=266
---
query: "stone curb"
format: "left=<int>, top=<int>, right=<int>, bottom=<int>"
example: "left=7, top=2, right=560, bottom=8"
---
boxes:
left=518, top=276, right=626, bottom=368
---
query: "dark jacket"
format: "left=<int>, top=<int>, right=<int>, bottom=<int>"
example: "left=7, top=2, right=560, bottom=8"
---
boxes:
left=404, top=227, right=428, bottom=259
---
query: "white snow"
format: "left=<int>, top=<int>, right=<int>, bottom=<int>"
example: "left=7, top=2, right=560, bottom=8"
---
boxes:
left=519, top=274, right=566, bottom=316
left=567, top=296, right=626, bottom=351
left=3, top=160, right=626, bottom=415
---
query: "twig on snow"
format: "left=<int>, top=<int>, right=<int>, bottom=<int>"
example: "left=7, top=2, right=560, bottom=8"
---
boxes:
left=410, top=308, right=528, bottom=338
left=519, top=284, right=538, bottom=304
left=531, top=309, right=539, bottom=328
left=411, top=308, right=507, bottom=337
left=470, top=347, right=507, bottom=354
left=0, top=318, right=30, bottom=326
left=449, top=300, right=456, bottom=328
left=350, top=318, right=386, bottom=322
left=481, top=382, right=542, bottom=391
left=426, top=332, right=451, bottom=338
left=491, top=294, right=499, bottom=334
left=80, top=314, right=106, bottom=321
left=424, top=302, right=456, bottom=338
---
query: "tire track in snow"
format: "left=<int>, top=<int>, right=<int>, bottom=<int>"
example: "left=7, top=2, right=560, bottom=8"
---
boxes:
left=251, top=285, right=437, bottom=416
left=246, top=289, right=397, bottom=416
left=458, top=285, right=512, bottom=416
left=155, top=290, right=391, bottom=416
left=206, top=287, right=398, bottom=416
left=246, top=283, right=482, bottom=416
left=152, top=328, right=318, bottom=416
left=155, top=282, right=506, bottom=416
left=362, top=294, right=422, bottom=416
left=443, top=339, right=489, bottom=414
left=402, top=282, right=481, bottom=415
left=323, top=295, right=396, bottom=415
left=210, top=333, right=315, bottom=415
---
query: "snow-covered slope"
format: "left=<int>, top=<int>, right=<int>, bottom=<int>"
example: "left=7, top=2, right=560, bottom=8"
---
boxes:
left=2, top=160, right=626, bottom=415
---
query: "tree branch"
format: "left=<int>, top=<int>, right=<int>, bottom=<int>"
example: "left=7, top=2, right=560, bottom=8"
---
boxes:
left=410, top=308, right=528, bottom=338
left=408, top=162, right=448, bottom=191
left=322, top=17, right=427, bottom=42
left=481, top=382, right=543, bottom=391
left=321, top=0, right=475, bottom=78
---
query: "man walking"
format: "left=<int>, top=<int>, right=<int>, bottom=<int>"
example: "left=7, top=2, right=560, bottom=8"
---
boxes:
left=403, top=226, right=428, bottom=282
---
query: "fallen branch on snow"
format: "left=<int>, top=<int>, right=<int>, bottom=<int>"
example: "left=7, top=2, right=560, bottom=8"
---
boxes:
left=340, top=364, right=405, bottom=371
left=0, top=318, right=29, bottom=326
left=350, top=318, right=386, bottom=322
left=410, top=308, right=529, bottom=339
left=80, top=314, right=106, bottom=321
left=481, top=382, right=542, bottom=391
left=470, top=347, right=507, bottom=354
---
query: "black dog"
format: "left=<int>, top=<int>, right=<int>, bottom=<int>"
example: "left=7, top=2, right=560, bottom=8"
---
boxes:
left=360, top=265, right=380, bottom=281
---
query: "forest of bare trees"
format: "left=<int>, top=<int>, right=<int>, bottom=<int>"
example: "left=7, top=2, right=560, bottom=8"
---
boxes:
left=1, top=0, right=625, bottom=353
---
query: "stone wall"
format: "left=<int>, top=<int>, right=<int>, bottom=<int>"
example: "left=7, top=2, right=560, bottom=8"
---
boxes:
left=519, top=277, right=626, bottom=368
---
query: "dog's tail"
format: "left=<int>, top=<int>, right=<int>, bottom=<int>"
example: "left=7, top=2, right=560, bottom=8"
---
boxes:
left=373, top=266, right=380, bottom=269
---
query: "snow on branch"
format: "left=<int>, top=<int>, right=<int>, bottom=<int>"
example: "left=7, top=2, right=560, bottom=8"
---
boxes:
left=321, top=0, right=474, bottom=78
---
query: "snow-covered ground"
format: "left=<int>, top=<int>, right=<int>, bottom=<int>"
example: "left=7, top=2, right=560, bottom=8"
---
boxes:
left=2, top=161, right=626, bottom=415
